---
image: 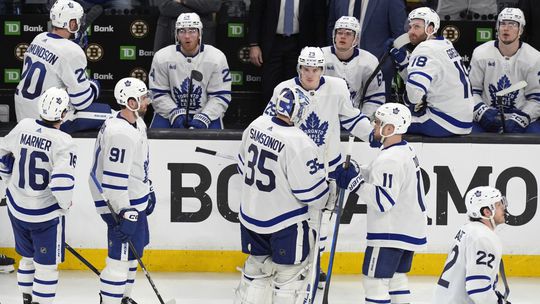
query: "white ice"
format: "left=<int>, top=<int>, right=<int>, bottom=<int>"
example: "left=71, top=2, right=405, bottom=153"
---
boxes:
left=1, top=271, right=538, bottom=303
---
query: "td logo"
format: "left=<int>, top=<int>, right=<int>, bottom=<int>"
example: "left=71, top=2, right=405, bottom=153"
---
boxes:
left=4, top=69, right=20, bottom=83
left=476, top=28, right=492, bottom=42
left=4, top=21, right=20, bottom=36
left=228, top=23, right=244, bottom=38
left=230, top=71, right=243, bottom=86
left=120, top=46, right=136, bottom=60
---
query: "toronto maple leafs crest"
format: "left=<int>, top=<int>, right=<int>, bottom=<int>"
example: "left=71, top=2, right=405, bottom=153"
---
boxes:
left=173, top=77, right=203, bottom=110
left=300, top=112, right=328, bottom=146
left=488, top=75, right=519, bottom=110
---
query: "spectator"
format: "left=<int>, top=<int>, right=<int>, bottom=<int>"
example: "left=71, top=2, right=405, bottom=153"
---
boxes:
left=248, top=0, right=326, bottom=108
left=469, top=8, right=540, bottom=133
left=75, top=0, right=140, bottom=11
left=153, top=0, right=222, bottom=52
left=149, top=12, right=231, bottom=129
left=436, top=0, right=497, bottom=20
left=327, top=0, right=407, bottom=101
left=388, top=7, right=473, bottom=137
left=519, top=0, right=540, bottom=50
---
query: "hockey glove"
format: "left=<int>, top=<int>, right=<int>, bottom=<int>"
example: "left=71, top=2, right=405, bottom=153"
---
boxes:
left=114, top=208, right=139, bottom=242
left=368, top=130, right=382, bottom=148
left=389, top=42, right=409, bottom=70
left=189, top=113, right=211, bottom=129
left=72, top=30, right=88, bottom=49
left=504, top=109, right=530, bottom=133
left=475, top=104, right=502, bottom=132
left=89, top=79, right=101, bottom=100
left=146, top=181, right=156, bottom=216
left=334, top=160, right=364, bottom=192
left=169, top=108, right=187, bottom=128
left=496, top=291, right=511, bottom=304
left=323, top=179, right=338, bottom=212
left=0, top=153, right=15, bottom=174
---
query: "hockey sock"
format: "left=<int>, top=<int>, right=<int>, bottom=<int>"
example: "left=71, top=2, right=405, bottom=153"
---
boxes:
left=123, top=260, right=137, bottom=298
left=17, top=257, right=35, bottom=295
left=32, top=262, right=59, bottom=304
left=100, top=258, right=129, bottom=304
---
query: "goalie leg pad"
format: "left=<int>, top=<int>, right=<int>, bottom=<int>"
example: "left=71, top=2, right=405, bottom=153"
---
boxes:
left=32, top=262, right=59, bottom=304
left=363, top=275, right=391, bottom=304
left=100, top=257, right=130, bottom=304
left=389, top=272, right=411, bottom=304
left=233, top=255, right=274, bottom=304
left=17, top=257, right=34, bottom=295
left=272, top=260, right=311, bottom=304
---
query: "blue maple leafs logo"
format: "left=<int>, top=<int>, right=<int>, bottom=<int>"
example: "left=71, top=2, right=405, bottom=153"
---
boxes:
left=173, top=77, right=203, bottom=110
left=300, top=112, right=328, bottom=147
left=488, top=75, right=518, bottom=110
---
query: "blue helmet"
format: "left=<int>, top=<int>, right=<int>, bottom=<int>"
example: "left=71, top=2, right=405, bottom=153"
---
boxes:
left=276, top=87, right=311, bottom=125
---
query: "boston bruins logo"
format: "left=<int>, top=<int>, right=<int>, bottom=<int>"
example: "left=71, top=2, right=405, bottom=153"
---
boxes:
left=14, top=43, right=29, bottom=61
left=130, top=67, right=148, bottom=82
left=130, top=20, right=149, bottom=38
left=86, top=43, right=104, bottom=62
left=238, top=46, right=251, bottom=64
left=442, top=25, right=460, bottom=43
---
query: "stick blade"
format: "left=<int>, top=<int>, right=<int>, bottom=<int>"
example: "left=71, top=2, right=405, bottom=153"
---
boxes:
left=393, top=33, right=410, bottom=49
left=496, top=80, right=527, bottom=97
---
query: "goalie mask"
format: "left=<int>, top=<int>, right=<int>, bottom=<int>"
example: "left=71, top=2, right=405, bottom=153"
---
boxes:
left=275, top=87, right=311, bottom=125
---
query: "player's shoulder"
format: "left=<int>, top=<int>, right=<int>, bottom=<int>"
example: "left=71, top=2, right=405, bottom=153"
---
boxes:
left=415, top=37, right=450, bottom=53
left=472, top=41, right=497, bottom=57
left=153, top=45, right=177, bottom=61
left=519, top=42, right=540, bottom=59
left=358, top=49, right=378, bottom=64
left=202, top=44, right=226, bottom=57
left=462, top=221, right=499, bottom=245
left=321, top=46, right=332, bottom=55
left=322, top=75, right=347, bottom=87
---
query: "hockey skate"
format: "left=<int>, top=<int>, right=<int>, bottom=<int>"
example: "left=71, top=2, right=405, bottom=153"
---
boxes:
left=317, top=270, right=327, bottom=290
left=0, top=254, right=15, bottom=273
left=23, top=293, right=32, bottom=304
left=121, top=297, right=138, bottom=304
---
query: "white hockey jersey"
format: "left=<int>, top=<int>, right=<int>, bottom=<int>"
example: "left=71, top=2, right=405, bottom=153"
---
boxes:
left=149, top=44, right=231, bottom=122
left=0, top=118, right=77, bottom=223
left=469, top=41, right=540, bottom=122
left=355, top=141, right=427, bottom=251
left=15, top=32, right=99, bottom=121
left=433, top=221, right=503, bottom=304
left=404, top=37, right=474, bottom=134
left=263, top=76, right=372, bottom=174
left=89, top=113, right=151, bottom=214
left=322, top=46, right=386, bottom=117
left=238, top=115, right=329, bottom=234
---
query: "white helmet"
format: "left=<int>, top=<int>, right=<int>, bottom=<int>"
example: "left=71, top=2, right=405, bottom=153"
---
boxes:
left=39, top=87, right=70, bottom=121
left=333, top=16, right=360, bottom=48
left=176, top=13, right=203, bottom=44
left=497, top=8, right=526, bottom=34
left=375, top=103, right=411, bottom=135
left=465, top=186, right=506, bottom=220
left=297, top=47, right=326, bottom=74
left=50, top=0, right=84, bottom=34
left=408, top=7, right=440, bottom=36
left=114, top=77, right=148, bottom=111
left=275, top=87, right=311, bottom=125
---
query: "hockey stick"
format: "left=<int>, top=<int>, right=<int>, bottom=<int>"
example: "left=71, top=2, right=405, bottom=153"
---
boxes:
left=359, top=33, right=410, bottom=109
left=322, top=136, right=354, bottom=304
left=195, top=146, right=236, bottom=161
left=306, top=210, right=323, bottom=303
left=65, top=243, right=101, bottom=276
left=495, top=80, right=528, bottom=133
left=185, top=70, right=204, bottom=128
left=499, top=258, right=510, bottom=303
left=90, top=173, right=176, bottom=304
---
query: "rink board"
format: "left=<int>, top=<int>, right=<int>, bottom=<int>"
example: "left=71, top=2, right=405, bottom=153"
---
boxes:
left=1, top=137, right=540, bottom=276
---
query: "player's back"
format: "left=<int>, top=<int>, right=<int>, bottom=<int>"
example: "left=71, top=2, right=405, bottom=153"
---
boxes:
left=2, top=118, right=75, bottom=223
left=15, top=32, right=85, bottom=120
left=434, top=221, right=502, bottom=304
left=410, top=38, right=473, bottom=120
left=238, top=115, right=328, bottom=234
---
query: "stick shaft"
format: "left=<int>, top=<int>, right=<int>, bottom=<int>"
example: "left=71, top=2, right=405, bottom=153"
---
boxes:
left=65, top=243, right=101, bottom=276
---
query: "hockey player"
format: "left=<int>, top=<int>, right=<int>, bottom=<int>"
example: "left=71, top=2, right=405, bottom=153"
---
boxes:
left=234, top=86, right=337, bottom=304
left=89, top=78, right=156, bottom=304
left=0, top=87, right=77, bottom=304
left=322, top=16, right=385, bottom=118
left=433, top=186, right=510, bottom=304
left=334, top=103, right=428, bottom=304
left=14, top=0, right=111, bottom=134
left=388, top=7, right=473, bottom=137
left=469, top=7, right=540, bottom=133
left=149, top=12, right=231, bottom=129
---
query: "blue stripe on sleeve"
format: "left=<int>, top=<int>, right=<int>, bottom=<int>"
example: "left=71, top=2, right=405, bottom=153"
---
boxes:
left=51, top=174, right=74, bottom=181
left=466, top=275, right=491, bottom=281
left=101, top=184, right=128, bottom=190
left=407, top=79, right=428, bottom=95
left=51, top=185, right=74, bottom=191
left=69, top=87, right=91, bottom=98
left=103, top=171, right=129, bottom=179
left=467, top=285, right=492, bottom=295
left=299, top=186, right=329, bottom=203
left=292, top=178, right=326, bottom=194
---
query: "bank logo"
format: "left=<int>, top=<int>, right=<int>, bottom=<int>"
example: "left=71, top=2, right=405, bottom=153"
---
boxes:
left=130, top=67, right=148, bottom=82
left=4, top=21, right=20, bottom=35
left=238, top=46, right=251, bottom=64
left=228, top=23, right=244, bottom=38
left=4, top=69, right=21, bottom=83
left=230, top=71, right=243, bottom=86
left=476, top=28, right=493, bottom=42
left=442, top=25, right=460, bottom=43
left=86, top=43, right=104, bottom=62
left=14, top=43, right=29, bottom=61
left=120, top=45, right=136, bottom=60
left=130, top=20, right=149, bottom=38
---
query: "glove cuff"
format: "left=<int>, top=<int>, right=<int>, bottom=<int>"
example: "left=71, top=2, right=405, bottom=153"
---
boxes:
left=120, top=208, right=139, bottom=222
left=193, top=113, right=211, bottom=128
left=473, top=104, right=489, bottom=122
left=169, top=108, right=186, bottom=124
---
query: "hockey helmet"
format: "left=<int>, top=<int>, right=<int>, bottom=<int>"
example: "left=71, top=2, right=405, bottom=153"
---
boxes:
left=297, top=47, right=326, bottom=74
left=374, top=103, right=411, bottom=135
left=497, top=8, right=526, bottom=34
left=465, top=186, right=507, bottom=220
left=408, top=7, right=440, bottom=36
left=39, top=87, right=70, bottom=121
left=275, top=87, right=311, bottom=125
left=50, top=0, right=84, bottom=34
left=333, top=16, right=361, bottom=47
left=114, top=77, right=149, bottom=111
left=176, top=13, right=203, bottom=42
